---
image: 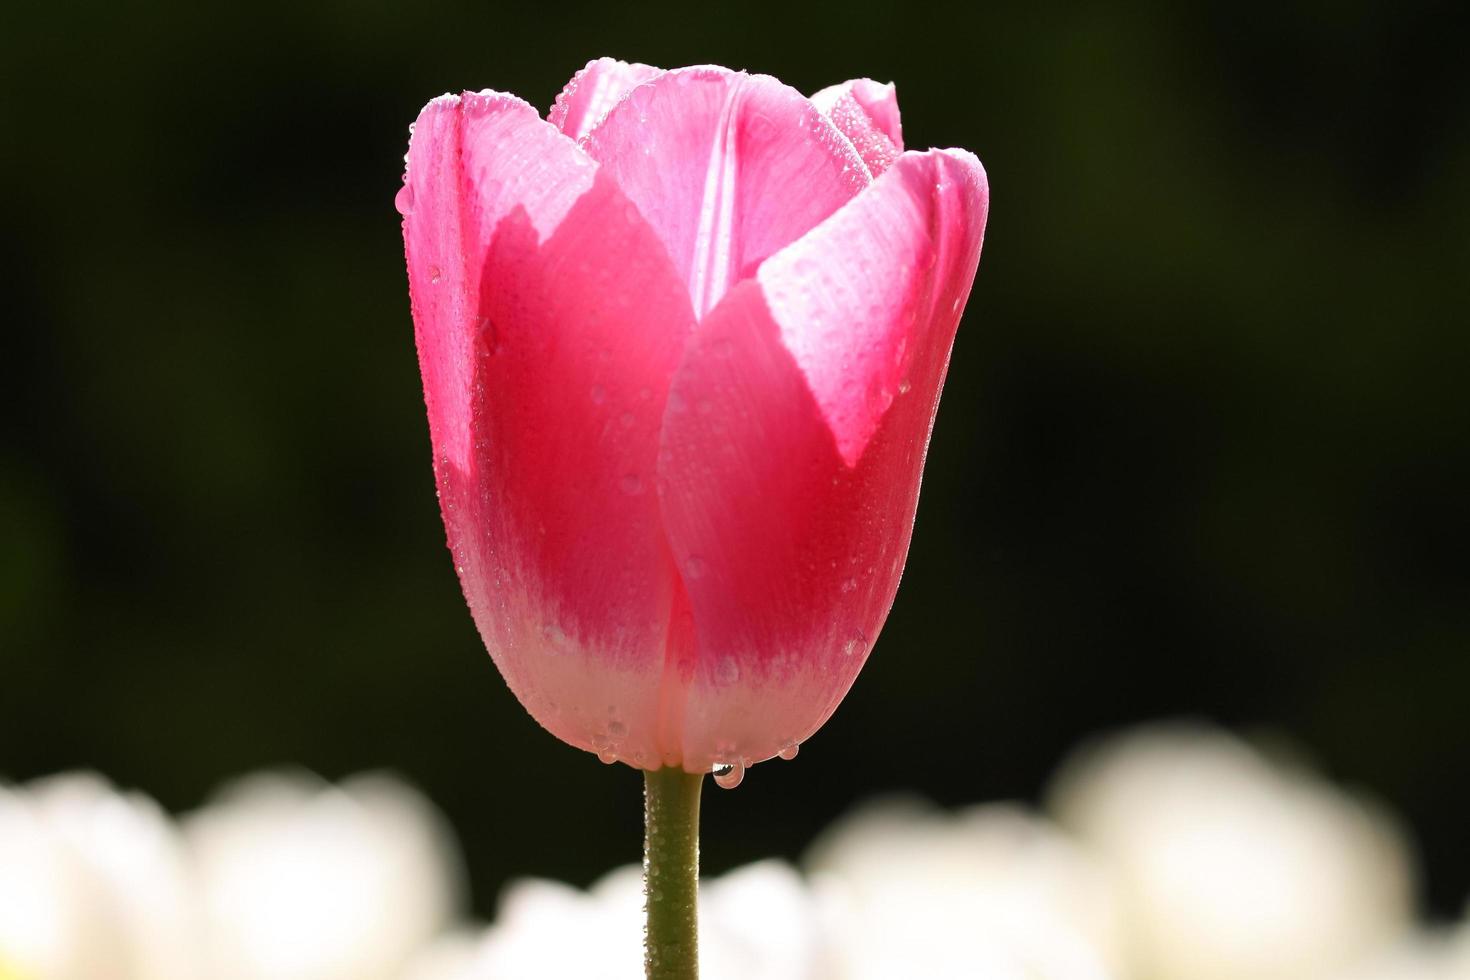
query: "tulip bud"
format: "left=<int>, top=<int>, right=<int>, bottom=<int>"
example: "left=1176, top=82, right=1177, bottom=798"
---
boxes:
left=399, top=59, right=988, bottom=776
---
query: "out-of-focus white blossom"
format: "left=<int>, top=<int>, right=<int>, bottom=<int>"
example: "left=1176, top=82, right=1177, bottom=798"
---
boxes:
left=0, top=773, right=198, bottom=980
left=401, top=860, right=829, bottom=980
left=184, top=771, right=463, bottom=980
left=1050, top=724, right=1416, bottom=980
left=806, top=798, right=1125, bottom=980
left=1333, top=915, right=1470, bottom=980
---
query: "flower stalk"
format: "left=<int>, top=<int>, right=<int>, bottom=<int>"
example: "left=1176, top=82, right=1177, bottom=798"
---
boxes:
left=644, top=767, right=704, bottom=979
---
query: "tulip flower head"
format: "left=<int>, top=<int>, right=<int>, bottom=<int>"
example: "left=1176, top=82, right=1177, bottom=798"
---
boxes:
left=399, top=58, right=988, bottom=778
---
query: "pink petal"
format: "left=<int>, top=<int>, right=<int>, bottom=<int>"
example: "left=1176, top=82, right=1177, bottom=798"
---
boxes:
left=547, top=57, right=664, bottom=142
left=654, top=149, right=989, bottom=771
left=582, top=66, right=870, bottom=318
left=401, top=92, right=697, bottom=768
left=811, top=78, right=903, bottom=176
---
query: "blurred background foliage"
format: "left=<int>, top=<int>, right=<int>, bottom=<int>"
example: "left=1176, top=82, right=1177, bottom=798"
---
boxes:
left=2, top=0, right=1467, bottom=920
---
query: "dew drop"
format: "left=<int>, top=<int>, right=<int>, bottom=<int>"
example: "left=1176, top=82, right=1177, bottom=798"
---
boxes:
left=897, top=378, right=912, bottom=395
left=840, top=577, right=857, bottom=594
left=712, top=760, right=745, bottom=789
left=427, top=265, right=442, bottom=284
left=394, top=182, right=415, bottom=215
left=608, top=719, right=627, bottom=738
left=843, top=631, right=868, bottom=657
left=686, top=556, right=707, bottom=579
left=778, top=741, right=800, bottom=761
left=620, top=473, right=643, bottom=495
left=476, top=315, right=497, bottom=351
left=590, top=385, right=607, bottom=405
left=597, top=748, right=618, bottom=764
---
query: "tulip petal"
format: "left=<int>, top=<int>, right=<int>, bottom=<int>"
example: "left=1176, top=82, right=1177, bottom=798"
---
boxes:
left=655, top=149, right=989, bottom=770
left=547, top=57, right=663, bottom=142
left=402, top=92, right=698, bottom=767
left=582, top=66, right=870, bottom=318
left=811, top=78, right=904, bottom=176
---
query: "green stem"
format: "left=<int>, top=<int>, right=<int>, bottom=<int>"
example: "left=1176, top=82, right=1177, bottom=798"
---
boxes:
left=644, top=766, right=704, bottom=980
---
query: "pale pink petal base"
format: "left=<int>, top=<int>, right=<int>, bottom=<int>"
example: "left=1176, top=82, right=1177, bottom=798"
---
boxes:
left=656, top=150, right=989, bottom=771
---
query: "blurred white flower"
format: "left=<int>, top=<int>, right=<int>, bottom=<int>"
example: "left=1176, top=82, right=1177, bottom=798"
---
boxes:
left=185, top=770, right=463, bottom=980
left=1050, top=724, right=1416, bottom=980
left=805, top=798, right=1125, bottom=980
left=1333, top=915, right=1470, bottom=980
left=0, top=773, right=199, bottom=980
left=400, top=859, right=828, bottom=980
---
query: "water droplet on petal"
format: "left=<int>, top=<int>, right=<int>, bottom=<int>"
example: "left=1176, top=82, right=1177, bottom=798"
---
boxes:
left=712, top=760, right=745, bottom=789
left=840, top=577, right=857, bottom=594
left=597, top=748, right=618, bottom=764
left=394, top=182, right=415, bottom=215
left=590, top=385, right=607, bottom=405
left=778, top=742, right=800, bottom=761
left=620, top=473, right=643, bottom=495
left=428, top=265, right=442, bottom=284
left=608, top=719, right=627, bottom=738
left=897, top=378, right=912, bottom=395
left=843, top=631, right=868, bottom=657
left=686, top=556, right=707, bottom=579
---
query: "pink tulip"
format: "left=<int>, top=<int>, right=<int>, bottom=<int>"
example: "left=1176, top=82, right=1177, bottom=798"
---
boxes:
left=399, top=59, right=988, bottom=778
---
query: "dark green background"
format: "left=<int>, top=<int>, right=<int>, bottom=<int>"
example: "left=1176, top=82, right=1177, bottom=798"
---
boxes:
left=4, top=0, right=1467, bottom=918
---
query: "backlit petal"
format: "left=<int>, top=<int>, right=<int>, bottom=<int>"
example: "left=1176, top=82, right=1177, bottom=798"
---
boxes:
left=401, top=92, right=697, bottom=767
left=547, top=57, right=663, bottom=142
left=655, top=149, right=989, bottom=770
left=811, top=78, right=903, bottom=176
left=582, top=66, right=870, bottom=318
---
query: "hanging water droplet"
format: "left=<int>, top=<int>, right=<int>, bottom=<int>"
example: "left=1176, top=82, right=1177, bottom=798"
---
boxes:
left=394, top=182, right=415, bottom=216
left=712, top=760, right=745, bottom=789
left=597, top=748, right=618, bottom=764
left=778, top=741, right=800, bottom=761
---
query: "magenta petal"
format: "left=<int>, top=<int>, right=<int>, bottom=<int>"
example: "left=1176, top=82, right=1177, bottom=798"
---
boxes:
left=547, top=57, right=663, bottom=141
left=655, top=150, right=989, bottom=771
left=401, top=92, right=697, bottom=768
left=582, top=66, right=870, bottom=317
left=811, top=78, right=903, bottom=176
